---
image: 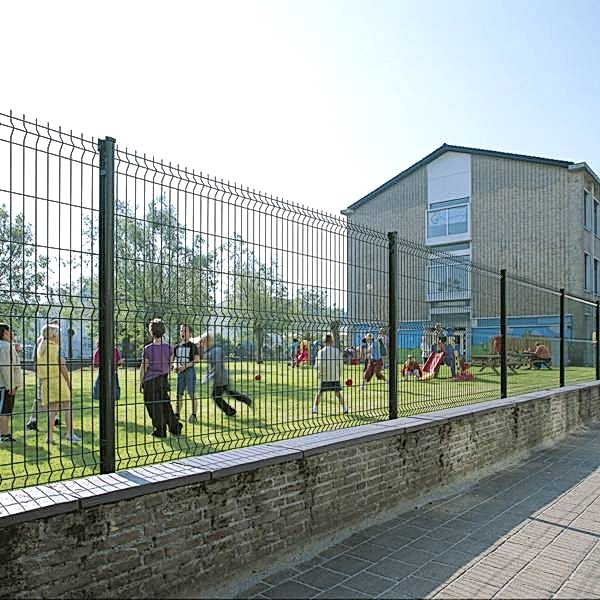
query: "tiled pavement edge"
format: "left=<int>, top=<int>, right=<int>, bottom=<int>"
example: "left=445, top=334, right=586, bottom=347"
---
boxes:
left=228, top=423, right=600, bottom=599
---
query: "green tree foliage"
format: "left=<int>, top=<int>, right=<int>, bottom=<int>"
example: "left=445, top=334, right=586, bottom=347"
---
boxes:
left=223, top=235, right=290, bottom=362
left=0, top=205, right=48, bottom=340
left=81, top=195, right=217, bottom=355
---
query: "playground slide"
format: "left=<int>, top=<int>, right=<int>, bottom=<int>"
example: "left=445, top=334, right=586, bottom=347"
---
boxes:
left=421, top=352, right=445, bottom=380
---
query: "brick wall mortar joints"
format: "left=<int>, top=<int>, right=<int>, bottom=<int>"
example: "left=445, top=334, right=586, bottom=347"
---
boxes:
left=1, top=383, right=600, bottom=598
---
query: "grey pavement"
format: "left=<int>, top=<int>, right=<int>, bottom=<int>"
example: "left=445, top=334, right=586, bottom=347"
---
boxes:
left=237, top=423, right=600, bottom=599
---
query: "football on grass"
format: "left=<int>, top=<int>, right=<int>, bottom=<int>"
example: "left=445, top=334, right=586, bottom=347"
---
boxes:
left=345, top=378, right=353, bottom=386
left=255, top=374, right=262, bottom=381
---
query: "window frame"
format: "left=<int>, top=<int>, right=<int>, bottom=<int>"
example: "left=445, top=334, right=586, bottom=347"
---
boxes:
left=427, top=247, right=471, bottom=302
left=584, top=190, right=592, bottom=231
left=426, top=198, right=470, bottom=245
left=585, top=252, right=593, bottom=292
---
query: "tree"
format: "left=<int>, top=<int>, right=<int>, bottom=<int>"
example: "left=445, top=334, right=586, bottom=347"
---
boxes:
left=83, top=195, right=217, bottom=353
left=0, top=205, right=48, bottom=340
left=223, top=235, right=290, bottom=362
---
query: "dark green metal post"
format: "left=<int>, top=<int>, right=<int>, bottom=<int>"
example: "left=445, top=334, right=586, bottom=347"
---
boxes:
left=560, top=289, right=565, bottom=387
left=596, top=301, right=600, bottom=381
left=500, top=269, right=507, bottom=399
left=388, top=231, right=398, bottom=420
left=99, top=136, right=116, bottom=474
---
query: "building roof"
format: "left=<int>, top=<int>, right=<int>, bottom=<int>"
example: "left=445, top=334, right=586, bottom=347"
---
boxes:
left=343, top=143, right=579, bottom=213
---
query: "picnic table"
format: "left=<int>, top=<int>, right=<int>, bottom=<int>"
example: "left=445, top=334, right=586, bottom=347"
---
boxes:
left=520, top=351, right=552, bottom=369
left=470, top=354, right=520, bottom=375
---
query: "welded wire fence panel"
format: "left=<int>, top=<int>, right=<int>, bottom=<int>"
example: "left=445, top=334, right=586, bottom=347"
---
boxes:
left=0, top=113, right=100, bottom=490
left=109, top=148, right=390, bottom=471
left=506, top=276, right=560, bottom=396
left=564, top=294, right=597, bottom=386
left=394, top=241, right=502, bottom=413
left=2, top=109, right=600, bottom=492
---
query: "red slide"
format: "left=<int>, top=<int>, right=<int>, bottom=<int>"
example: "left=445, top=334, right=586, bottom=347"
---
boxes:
left=421, top=352, right=445, bottom=380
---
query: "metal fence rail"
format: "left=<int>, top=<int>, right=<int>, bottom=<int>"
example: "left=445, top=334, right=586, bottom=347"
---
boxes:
left=0, top=110, right=599, bottom=491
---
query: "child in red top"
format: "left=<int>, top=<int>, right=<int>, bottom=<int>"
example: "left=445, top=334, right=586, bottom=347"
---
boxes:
left=401, top=355, right=422, bottom=382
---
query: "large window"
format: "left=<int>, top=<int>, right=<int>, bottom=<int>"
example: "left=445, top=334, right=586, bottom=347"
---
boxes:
left=595, top=259, right=599, bottom=295
left=426, top=198, right=470, bottom=244
left=427, top=248, right=471, bottom=302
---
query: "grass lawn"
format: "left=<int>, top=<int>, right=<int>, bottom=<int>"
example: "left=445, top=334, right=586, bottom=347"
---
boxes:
left=0, top=361, right=595, bottom=491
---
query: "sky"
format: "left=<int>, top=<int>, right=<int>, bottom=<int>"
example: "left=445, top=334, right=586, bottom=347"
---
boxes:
left=2, top=0, right=600, bottom=217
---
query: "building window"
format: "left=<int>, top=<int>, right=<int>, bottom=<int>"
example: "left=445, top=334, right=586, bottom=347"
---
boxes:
left=427, top=248, right=471, bottom=302
left=595, top=259, right=599, bottom=295
left=426, top=199, right=469, bottom=244
left=584, top=190, right=592, bottom=230
left=596, top=201, right=600, bottom=237
left=585, top=253, right=592, bottom=291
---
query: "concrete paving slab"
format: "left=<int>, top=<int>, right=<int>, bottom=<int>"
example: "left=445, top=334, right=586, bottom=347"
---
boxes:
left=235, top=424, right=600, bottom=600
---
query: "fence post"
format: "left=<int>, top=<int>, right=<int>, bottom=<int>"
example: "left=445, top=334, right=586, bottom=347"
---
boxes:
left=388, top=231, right=398, bottom=420
left=559, top=289, right=565, bottom=387
left=500, top=269, right=507, bottom=399
left=596, top=301, right=600, bottom=380
left=98, top=137, right=116, bottom=474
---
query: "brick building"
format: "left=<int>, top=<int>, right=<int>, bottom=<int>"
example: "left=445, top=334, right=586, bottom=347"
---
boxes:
left=342, top=144, right=600, bottom=360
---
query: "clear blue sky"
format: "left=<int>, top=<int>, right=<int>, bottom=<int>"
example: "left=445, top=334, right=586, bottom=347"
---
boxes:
left=3, top=0, right=599, bottom=215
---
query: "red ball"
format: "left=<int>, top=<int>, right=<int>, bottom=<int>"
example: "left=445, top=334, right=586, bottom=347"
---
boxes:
left=255, top=374, right=262, bottom=381
left=345, top=378, right=353, bottom=387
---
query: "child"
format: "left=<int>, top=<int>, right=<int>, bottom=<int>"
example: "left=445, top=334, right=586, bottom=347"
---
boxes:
left=313, top=333, right=347, bottom=414
left=401, top=355, right=422, bottom=382
left=197, top=332, right=251, bottom=417
left=0, top=323, right=23, bottom=443
left=295, top=340, right=309, bottom=367
left=26, top=319, right=61, bottom=432
left=361, top=333, right=387, bottom=390
left=36, top=323, right=81, bottom=444
left=289, top=338, right=299, bottom=367
left=92, top=342, right=123, bottom=401
left=173, top=324, right=200, bottom=423
left=139, top=318, right=182, bottom=438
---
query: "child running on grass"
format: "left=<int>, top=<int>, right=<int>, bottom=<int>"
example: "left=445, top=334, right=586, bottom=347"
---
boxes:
left=196, top=332, right=251, bottom=417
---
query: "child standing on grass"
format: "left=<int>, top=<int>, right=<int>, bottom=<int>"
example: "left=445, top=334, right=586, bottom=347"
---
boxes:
left=139, top=318, right=182, bottom=438
left=92, top=342, right=123, bottom=401
left=36, top=323, right=81, bottom=444
left=173, top=324, right=200, bottom=424
left=0, top=323, right=23, bottom=444
left=313, top=333, right=348, bottom=415
left=26, top=319, right=61, bottom=432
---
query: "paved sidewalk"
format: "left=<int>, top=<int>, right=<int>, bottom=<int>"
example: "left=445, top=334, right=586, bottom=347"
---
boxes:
left=238, top=423, right=600, bottom=599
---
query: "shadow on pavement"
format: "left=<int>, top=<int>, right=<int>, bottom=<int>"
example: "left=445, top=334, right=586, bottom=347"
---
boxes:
left=234, top=422, right=600, bottom=599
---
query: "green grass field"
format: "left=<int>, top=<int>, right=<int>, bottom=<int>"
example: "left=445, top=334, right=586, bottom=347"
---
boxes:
left=0, top=361, right=595, bottom=491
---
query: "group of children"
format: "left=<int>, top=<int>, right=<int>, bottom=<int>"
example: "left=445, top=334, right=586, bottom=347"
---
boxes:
left=139, top=319, right=252, bottom=438
left=1, top=321, right=81, bottom=445
left=2, top=318, right=448, bottom=445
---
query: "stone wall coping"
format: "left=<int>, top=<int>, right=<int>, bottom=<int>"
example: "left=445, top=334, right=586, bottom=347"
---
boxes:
left=1, top=381, right=596, bottom=528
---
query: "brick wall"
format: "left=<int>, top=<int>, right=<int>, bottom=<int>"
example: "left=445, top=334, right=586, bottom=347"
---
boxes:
left=1, top=382, right=599, bottom=599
